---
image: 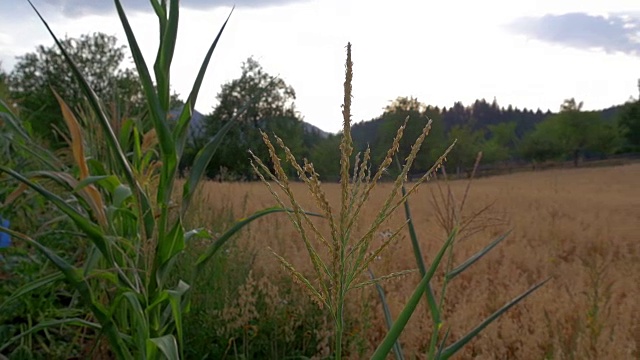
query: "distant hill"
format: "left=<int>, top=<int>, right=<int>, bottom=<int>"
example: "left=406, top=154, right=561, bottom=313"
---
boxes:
left=168, top=106, right=207, bottom=145
left=302, top=122, right=330, bottom=139
left=169, top=106, right=331, bottom=143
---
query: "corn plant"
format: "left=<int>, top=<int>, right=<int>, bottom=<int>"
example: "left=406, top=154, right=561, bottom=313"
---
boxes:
left=250, top=42, right=458, bottom=359
left=0, top=1, right=296, bottom=358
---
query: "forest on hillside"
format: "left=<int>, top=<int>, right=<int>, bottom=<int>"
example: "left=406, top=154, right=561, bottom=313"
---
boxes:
left=2, top=32, right=639, bottom=180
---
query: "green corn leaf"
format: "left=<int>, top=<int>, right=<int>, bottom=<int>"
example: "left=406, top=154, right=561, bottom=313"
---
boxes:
left=174, top=8, right=233, bottom=157
left=0, top=166, right=110, bottom=256
left=166, top=280, right=190, bottom=357
left=154, top=0, right=179, bottom=111
left=371, top=228, right=458, bottom=360
left=28, top=0, right=155, bottom=241
left=150, top=0, right=166, bottom=25
left=148, top=335, right=180, bottom=360
left=122, top=292, right=149, bottom=355
left=75, top=175, right=121, bottom=193
left=369, top=269, right=405, bottom=360
left=27, top=1, right=137, bottom=192
left=194, top=207, right=321, bottom=273
left=439, top=278, right=550, bottom=359
left=113, top=0, right=169, bottom=157
left=114, top=0, right=176, bottom=227
left=446, top=230, right=512, bottom=281
left=155, top=220, right=185, bottom=288
left=132, top=125, right=143, bottom=167
left=1, top=168, right=138, bottom=292
left=159, top=219, right=185, bottom=265
left=113, top=184, right=133, bottom=208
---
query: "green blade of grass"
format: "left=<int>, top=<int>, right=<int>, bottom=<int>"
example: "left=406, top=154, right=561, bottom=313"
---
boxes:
left=0, top=318, right=102, bottom=353
left=0, top=99, right=31, bottom=141
left=368, top=269, right=405, bottom=360
left=0, top=270, right=64, bottom=311
left=1, top=227, right=132, bottom=360
left=439, top=278, right=550, bottom=359
left=174, top=8, right=233, bottom=156
left=435, top=326, right=451, bottom=359
left=371, top=228, right=458, bottom=360
left=397, top=173, right=442, bottom=327
left=446, top=230, right=512, bottom=281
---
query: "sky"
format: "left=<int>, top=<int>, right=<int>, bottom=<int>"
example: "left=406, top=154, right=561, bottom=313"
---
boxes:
left=0, top=0, right=639, bottom=133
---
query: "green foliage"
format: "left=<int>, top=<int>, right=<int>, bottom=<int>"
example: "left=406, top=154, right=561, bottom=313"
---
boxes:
left=446, top=124, right=485, bottom=172
left=0, top=63, right=9, bottom=102
left=309, top=134, right=342, bottom=180
left=617, top=96, right=640, bottom=152
left=7, top=32, right=145, bottom=147
left=202, top=57, right=304, bottom=179
left=519, top=98, right=621, bottom=165
left=374, top=97, right=448, bottom=176
left=519, top=118, right=566, bottom=162
left=482, top=121, right=519, bottom=163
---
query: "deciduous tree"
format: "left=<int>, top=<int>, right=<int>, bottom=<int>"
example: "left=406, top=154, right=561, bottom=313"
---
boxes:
left=203, top=57, right=303, bottom=178
left=8, top=33, right=144, bottom=146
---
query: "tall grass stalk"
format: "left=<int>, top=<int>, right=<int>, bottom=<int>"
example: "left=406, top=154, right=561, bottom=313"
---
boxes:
left=0, top=1, right=296, bottom=358
left=383, top=151, right=550, bottom=359
left=251, top=43, right=455, bottom=359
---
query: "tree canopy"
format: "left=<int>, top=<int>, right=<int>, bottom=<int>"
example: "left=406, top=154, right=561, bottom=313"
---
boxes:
left=8, top=32, right=144, bottom=146
left=199, top=57, right=304, bottom=179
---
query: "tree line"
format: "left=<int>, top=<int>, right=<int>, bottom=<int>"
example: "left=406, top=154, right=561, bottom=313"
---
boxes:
left=1, top=32, right=639, bottom=180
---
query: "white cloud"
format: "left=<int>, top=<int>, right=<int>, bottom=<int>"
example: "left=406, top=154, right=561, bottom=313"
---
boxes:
left=1, top=0, right=640, bottom=133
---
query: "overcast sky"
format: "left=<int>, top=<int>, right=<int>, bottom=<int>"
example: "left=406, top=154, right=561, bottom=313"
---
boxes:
left=1, top=0, right=639, bottom=133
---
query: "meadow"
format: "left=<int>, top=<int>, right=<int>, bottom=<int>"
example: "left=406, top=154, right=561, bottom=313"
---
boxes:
left=183, top=163, right=640, bottom=359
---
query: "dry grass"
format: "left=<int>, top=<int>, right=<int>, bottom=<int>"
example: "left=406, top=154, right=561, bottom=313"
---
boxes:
left=194, top=163, right=640, bottom=359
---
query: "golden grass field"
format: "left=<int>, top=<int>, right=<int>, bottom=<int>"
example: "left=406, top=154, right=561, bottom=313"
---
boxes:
left=191, top=163, right=640, bottom=359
